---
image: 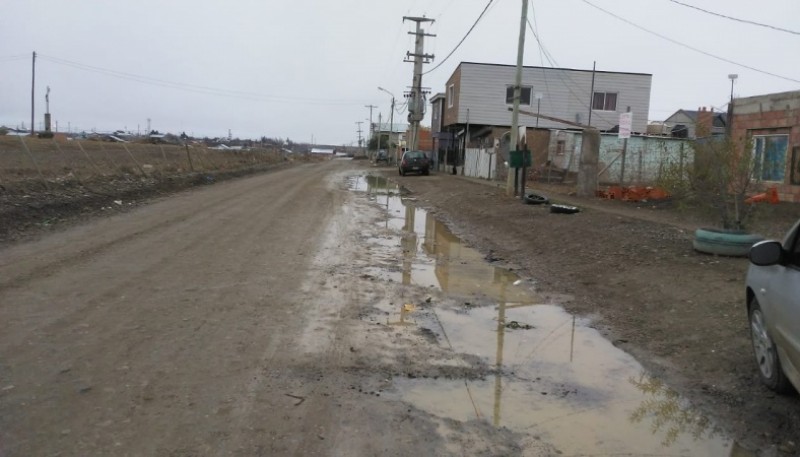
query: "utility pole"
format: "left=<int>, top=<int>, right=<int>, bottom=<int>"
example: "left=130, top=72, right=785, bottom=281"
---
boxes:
left=377, top=112, right=382, bottom=149
left=365, top=104, right=377, bottom=156
left=389, top=97, right=395, bottom=162
left=403, top=16, right=435, bottom=151
left=356, top=121, right=364, bottom=156
left=587, top=61, right=596, bottom=127
left=506, top=0, right=528, bottom=196
left=30, top=51, right=36, bottom=136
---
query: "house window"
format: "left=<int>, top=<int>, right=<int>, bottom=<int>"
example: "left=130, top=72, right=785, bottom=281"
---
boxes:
left=592, top=92, right=617, bottom=111
left=447, top=84, right=454, bottom=108
left=753, top=135, right=788, bottom=182
left=506, top=85, right=532, bottom=105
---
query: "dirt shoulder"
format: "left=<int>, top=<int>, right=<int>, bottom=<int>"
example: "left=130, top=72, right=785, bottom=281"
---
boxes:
left=387, top=169, right=800, bottom=454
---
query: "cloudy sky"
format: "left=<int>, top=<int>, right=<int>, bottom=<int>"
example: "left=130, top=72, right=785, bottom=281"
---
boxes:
left=1, top=0, right=798, bottom=145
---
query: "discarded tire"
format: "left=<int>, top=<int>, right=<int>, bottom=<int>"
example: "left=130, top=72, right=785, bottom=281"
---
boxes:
left=524, top=193, right=549, bottom=205
left=550, top=204, right=580, bottom=214
left=692, top=228, right=764, bottom=257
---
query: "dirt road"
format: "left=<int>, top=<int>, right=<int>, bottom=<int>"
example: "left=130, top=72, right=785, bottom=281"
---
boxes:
left=1, top=160, right=543, bottom=456
left=1, top=160, right=797, bottom=456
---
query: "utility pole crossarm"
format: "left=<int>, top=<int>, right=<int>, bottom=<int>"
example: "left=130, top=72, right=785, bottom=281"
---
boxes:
left=403, top=16, right=435, bottom=151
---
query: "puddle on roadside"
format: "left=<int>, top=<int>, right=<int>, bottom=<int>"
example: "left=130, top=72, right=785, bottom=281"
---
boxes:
left=347, top=174, right=749, bottom=456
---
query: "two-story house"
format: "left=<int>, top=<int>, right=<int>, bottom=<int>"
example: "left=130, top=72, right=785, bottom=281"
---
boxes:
left=436, top=62, right=652, bottom=170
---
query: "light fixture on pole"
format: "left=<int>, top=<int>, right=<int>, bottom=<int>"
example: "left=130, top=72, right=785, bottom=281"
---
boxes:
left=727, top=74, right=738, bottom=136
left=727, top=74, right=738, bottom=101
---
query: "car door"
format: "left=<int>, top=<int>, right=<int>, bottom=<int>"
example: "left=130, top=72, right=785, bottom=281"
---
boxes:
left=771, top=224, right=800, bottom=373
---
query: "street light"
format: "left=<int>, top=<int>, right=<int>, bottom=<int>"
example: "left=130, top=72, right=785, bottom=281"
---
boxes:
left=378, top=87, right=397, bottom=163
left=727, top=74, right=738, bottom=102
left=727, top=74, right=738, bottom=136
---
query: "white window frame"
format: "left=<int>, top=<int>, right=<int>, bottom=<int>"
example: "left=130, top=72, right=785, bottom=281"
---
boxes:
left=447, top=84, right=454, bottom=108
left=592, top=92, right=618, bottom=111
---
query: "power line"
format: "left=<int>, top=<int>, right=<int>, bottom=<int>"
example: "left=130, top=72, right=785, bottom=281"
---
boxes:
left=529, top=1, right=553, bottom=112
left=525, top=17, right=615, bottom=126
left=0, top=54, right=29, bottom=62
left=423, top=0, right=495, bottom=75
left=579, top=0, right=800, bottom=84
left=36, top=53, right=374, bottom=106
left=666, top=0, right=800, bottom=36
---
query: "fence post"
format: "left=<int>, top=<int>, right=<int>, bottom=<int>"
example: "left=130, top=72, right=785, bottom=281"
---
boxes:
left=76, top=140, right=105, bottom=176
left=121, top=143, right=147, bottom=176
left=185, top=145, right=194, bottom=172
left=18, top=135, right=50, bottom=191
left=98, top=143, right=118, bottom=171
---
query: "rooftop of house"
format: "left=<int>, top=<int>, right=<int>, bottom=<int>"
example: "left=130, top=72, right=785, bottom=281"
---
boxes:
left=456, top=61, right=652, bottom=77
left=374, top=123, right=408, bottom=133
left=666, top=109, right=728, bottom=128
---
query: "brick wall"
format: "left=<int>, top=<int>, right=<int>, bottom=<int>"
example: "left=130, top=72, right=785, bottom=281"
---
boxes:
left=731, top=91, right=800, bottom=202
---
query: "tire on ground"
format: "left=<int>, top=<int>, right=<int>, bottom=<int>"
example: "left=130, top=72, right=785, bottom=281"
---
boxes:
left=692, top=228, right=763, bottom=257
left=524, top=193, right=549, bottom=205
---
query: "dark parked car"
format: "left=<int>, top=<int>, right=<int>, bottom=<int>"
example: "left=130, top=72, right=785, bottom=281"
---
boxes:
left=375, top=149, right=389, bottom=164
left=398, top=150, right=430, bottom=176
left=746, top=218, right=800, bottom=393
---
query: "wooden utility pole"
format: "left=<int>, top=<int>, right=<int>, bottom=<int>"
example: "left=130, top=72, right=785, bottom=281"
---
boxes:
left=587, top=61, right=596, bottom=127
left=30, top=51, right=36, bottom=136
left=403, top=16, right=435, bottom=151
left=506, top=0, right=528, bottom=196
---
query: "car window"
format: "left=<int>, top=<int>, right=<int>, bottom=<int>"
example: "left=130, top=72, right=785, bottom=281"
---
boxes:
left=405, top=152, right=424, bottom=159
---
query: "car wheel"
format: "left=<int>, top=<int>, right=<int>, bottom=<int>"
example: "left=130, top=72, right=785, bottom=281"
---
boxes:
left=749, top=297, right=793, bottom=393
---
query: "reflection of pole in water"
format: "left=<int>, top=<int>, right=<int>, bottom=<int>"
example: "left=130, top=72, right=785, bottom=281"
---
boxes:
left=401, top=203, right=417, bottom=285
left=493, top=301, right=507, bottom=426
left=569, top=315, right=576, bottom=362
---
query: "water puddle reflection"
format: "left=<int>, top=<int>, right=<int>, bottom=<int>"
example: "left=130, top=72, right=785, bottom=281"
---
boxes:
left=347, top=174, right=749, bottom=456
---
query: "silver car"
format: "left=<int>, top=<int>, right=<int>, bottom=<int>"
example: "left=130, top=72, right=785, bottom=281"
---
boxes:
left=746, top=219, right=800, bottom=393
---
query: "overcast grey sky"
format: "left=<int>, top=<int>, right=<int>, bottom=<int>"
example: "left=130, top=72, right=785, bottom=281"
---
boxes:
left=1, top=0, right=798, bottom=145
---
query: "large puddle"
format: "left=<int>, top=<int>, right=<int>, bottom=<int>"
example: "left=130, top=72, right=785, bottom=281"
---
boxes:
left=347, top=174, right=749, bottom=456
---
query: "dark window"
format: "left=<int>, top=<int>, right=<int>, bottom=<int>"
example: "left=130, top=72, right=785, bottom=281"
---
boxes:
left=506, top=86, right=532, bottom=105
left=592, top=92, right=617, bottom=111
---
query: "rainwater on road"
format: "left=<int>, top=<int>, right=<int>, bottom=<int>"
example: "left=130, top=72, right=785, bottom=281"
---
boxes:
left=348, top=174, right=750, bottom=457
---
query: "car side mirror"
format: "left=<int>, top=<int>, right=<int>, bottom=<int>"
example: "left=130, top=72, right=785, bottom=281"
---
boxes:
left=749, top=240, right=784, bottom=266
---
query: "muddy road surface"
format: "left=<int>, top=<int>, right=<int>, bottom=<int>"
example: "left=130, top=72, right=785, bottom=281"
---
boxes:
left=0, top=160, right=786, bottom=455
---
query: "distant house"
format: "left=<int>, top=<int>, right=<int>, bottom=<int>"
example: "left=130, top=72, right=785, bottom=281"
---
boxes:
left=664, top=108, right=727, bottom=138
left=1, top=126, right=30, bottom=136
left=373, top=123, right=407, bottom=150
left=310, top=147, right=335, bottom=156
left=731, top=89, right=800, bottom=202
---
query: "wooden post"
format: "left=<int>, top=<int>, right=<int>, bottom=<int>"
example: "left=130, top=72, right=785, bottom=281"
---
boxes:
left=18, top=135, right=49, bottom=190
left=121, top=143, right=147, bottom=176
left=76, top=141, right=105, bottom=175
left=185, top=145, right=194, bottom=172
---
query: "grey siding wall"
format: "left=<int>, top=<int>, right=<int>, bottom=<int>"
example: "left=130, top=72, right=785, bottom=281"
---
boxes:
left=456, top=63, right=652, bottom=132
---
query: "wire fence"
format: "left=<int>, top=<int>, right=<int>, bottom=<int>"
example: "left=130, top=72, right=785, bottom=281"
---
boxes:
left=0, top=136, right=287, bottom=192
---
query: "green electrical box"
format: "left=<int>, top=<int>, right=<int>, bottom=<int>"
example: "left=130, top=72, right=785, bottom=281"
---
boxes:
left=509, top=150, right=531, bottom=168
